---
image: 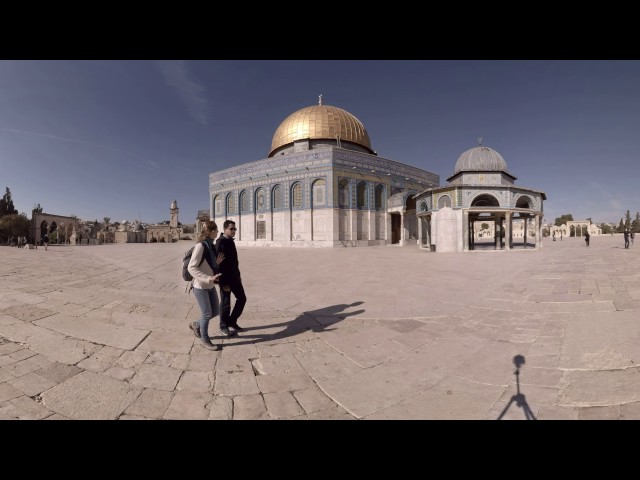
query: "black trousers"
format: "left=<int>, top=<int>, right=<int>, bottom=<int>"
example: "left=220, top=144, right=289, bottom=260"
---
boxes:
left=219, top=277, right=247, bottom=327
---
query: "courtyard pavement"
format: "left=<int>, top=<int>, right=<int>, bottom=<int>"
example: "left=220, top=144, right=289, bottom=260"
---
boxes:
left=1, top=234, right=640, bottom=420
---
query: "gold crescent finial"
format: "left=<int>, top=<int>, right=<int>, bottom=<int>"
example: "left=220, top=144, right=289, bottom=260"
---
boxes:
left=318, top=94, right=323, bottom=106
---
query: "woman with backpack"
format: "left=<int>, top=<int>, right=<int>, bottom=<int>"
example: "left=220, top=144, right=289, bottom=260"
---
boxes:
left=187, top=220, right=225, bottom=351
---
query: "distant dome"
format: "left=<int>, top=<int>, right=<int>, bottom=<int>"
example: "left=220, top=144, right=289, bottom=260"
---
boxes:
left=454, top=146, right=508, bottom=175
left=121, top=220, right=129, bottom=225
left=269, top=102, right=373, bottom=157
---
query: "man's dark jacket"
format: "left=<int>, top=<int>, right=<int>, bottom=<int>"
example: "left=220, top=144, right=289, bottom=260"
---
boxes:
left=216, top=233, right=240, bottom=283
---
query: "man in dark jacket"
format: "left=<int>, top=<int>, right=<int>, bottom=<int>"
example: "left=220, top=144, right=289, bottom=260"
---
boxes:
left=215, top=220, right=247, bottom=335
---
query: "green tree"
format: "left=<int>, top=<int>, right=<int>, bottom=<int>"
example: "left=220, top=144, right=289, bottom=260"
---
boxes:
left=32, top=203, right=43, bottom=215
left=0, top=213, right=31, bottom=243
left=554, top=214, right=573, bottom=226
left=103, top=217, right=111, bottom=231
left=633, top=212, right=640, bottom=233
left=600, top=223, right=613, bottom=235
left=0, top=187, right=18, bottom=218
left=625, top=210, right=632, bottom=230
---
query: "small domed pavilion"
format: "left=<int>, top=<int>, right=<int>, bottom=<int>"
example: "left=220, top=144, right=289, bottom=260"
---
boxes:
left=414, top=141, right=546, bottom=252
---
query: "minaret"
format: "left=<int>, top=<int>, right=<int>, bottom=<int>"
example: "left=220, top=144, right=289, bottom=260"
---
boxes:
left=170, top=200, right=179, bottom=229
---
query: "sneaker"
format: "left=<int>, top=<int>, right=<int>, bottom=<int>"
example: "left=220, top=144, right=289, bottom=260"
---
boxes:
left=189, top=322, right=201, bottom=338
left=219, top=325, right=236, bottom=336
left=229, top=322, right=246, bottom=333
left=199, top=339, right=221, bottom=351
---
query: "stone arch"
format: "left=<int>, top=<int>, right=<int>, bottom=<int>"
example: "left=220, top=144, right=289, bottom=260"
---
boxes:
left=338, top=179, right=350, bottom=208
left=213, top=194, right=221, bottom=218
left=471, top=193, right=500, bottom=207
left=226, top=192, right=236, bottom=215
left=271, top=185, right=283, bottom=211
left=32, top=213, right=79, bottom=246
left=515, top=195, right=532, bottom=209
left=239, top=190, right=250, bottom=214
left=291, top=182, right=303, bottom=209
left=438, top=195, right=452, bottom=209
left=405, top=193, right=416, bottom=210
left=255, top=188, right=266, bottom=213
left=312, top=179, right=326, bottom=207
left=356, top=182, right=367, bottom=209
left=375, top=184, right=385, bottom=211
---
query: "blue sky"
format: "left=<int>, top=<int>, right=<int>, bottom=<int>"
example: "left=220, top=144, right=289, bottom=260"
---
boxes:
left=2, top=60, right=639, bottom=225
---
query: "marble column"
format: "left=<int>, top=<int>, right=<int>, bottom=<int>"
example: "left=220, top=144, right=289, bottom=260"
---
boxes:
left=462, top=210, right=469, bottom=252
left=505, top=212, right=512, bottom=251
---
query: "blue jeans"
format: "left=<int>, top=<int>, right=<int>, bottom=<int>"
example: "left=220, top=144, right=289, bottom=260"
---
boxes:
left=193, top=287, right=220, bottom=342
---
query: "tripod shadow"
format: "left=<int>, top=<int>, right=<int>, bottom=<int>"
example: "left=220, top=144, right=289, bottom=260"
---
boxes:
left=497, top=354, right=537, bottom=420
left=213, top=301, right=365, bottom=346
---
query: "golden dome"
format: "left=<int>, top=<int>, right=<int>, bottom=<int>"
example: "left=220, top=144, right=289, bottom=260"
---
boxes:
left=269, top=103, right=373, bottom=157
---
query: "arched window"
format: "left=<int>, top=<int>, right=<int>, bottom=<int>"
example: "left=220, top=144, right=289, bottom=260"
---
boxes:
left=375, top=185, right=384, bottom=210
left=471, top=194, right=499, bottom=207
left=291, top=183, right=302, bottom=208
left=420, top=201, right=427, bottom=212
left=515, top=196, right=532, bottom=209
left=272, top=185, right=282, bottom=210
left=437, top=195, right=452, bottom=208
left=226, top=193, right=236, bottom=214
left=214, top=195, right=221, bottom=216
left=240, top=190, right=250, bottom=213
left=312, top=179, right=326, bottom=207
left=338, top=179, right=349, bottom=208
left=255, top=188, right=266, bottom=212
left=357, top=182, right=367, bottom=209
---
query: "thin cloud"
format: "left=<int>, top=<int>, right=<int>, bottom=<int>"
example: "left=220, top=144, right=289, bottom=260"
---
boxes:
left=0, top=127, right=159, bottom=170
left=156, top=61, right=209, bottom=125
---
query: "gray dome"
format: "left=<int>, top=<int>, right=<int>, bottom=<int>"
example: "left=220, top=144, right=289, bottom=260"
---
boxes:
left=454, top=146, right=507, bottom=174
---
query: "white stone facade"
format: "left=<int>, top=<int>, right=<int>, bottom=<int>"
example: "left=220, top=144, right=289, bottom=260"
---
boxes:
left=209, top=146, right=439, bottom=247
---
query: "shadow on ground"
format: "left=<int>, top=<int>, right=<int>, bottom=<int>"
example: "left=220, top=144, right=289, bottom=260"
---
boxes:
left=214, top=301, right=365, bottom=346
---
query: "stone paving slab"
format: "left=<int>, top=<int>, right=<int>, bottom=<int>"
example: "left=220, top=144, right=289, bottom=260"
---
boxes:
left=40, top=371, right=142, bottom=419
left=35, top=313, right=148, bottom=350
left=2, top=235, right=640, bottom=419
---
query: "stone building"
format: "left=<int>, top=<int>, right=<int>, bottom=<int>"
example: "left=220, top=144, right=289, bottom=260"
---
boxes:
left=550, top=221, right=601, bottom=238
left=414, top=143, right=546, bottom=252
left=31, top=212, right=79, bottom=245
left=208, top=97, right=439, bottom=247
left=114, top=200, right=182, bottom=243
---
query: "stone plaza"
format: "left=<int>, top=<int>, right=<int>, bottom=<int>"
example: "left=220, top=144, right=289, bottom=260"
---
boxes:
left=1, top=235, right=640, bottom=420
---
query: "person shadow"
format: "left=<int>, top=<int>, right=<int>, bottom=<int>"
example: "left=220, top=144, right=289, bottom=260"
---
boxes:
left=214, top=301, right=365, bottom=346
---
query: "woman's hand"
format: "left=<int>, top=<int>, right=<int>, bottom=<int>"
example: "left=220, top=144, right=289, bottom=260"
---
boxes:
left=211, top=273, right=222, bottom=283
left=216, top=252, right=225, bottom=265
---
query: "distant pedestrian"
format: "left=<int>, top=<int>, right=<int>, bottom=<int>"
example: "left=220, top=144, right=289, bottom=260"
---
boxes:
left=631, top=231, right=635, bottom=246
left=43, top=234, right=49, bottom=251
left=584, top=231, right=590, bottom=247
left=560, top=233, right=563, bottom=241
left=553, top=231, right=556, bottom=241
left=624, top=231, right=630, bottom=249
